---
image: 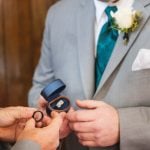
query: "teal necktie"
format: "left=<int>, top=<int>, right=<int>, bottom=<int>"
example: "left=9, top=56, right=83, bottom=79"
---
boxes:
left=95, top=6, right=118, bottom=89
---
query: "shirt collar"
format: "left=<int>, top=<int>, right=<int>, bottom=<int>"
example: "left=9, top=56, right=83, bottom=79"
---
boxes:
left=94, top=0, right=107, bottom=24
left=94, top=0, right=135, bottom=24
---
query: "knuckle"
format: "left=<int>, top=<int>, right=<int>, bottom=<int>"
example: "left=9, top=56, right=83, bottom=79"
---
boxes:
left=94, top=134, right=104, bottom=147
left=72, top=123, right=79, bottom=131
left=75, top=123, right=83, bottom=131
left=16, top=106, right=23, bottom=110
left=93, top=123, right=100, bottom=132
left=77, top=133, right=82, bottom=139
left=96, top=138, right=103, bottom=147
left=76, top=123, right=82, bottom=129
left=94, top=133, right=101, bottom=139
left=72, top=124, right=77, bottom=130
left=69, top=123, right=73, bottom=130
left=82, top=142, right=87, bottom=146
left=79, top=140, right=86, bottom=146
left=16, top=106, right=26, bottom=115
left=74, top=113, right=80, bottom=121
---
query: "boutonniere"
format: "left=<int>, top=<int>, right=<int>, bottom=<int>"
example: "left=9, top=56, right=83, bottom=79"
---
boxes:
left=111, top=7, right=142, bottom=45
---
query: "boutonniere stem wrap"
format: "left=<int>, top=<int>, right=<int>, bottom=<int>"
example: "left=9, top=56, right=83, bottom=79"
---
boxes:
left=111, top=7, right=142, bottom=45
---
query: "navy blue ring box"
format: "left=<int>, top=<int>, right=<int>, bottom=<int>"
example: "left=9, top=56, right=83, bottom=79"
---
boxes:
left=41, top=79, right=71, bottom=115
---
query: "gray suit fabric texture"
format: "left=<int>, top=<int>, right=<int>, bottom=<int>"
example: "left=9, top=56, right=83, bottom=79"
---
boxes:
left=0, top=140, right=40, bottom=150
left=28, top=0, right=150, bottom=150
left=11, top=140, right=40, bottom=150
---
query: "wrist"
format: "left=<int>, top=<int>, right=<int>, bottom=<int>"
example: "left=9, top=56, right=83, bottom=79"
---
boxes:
left=0, top=128, right=4, bottom=140
left=0, top=108, right=5, bottom=127
left=0, top=127, right=15, bottom=142
left=0, top=127, right=9, bottom=141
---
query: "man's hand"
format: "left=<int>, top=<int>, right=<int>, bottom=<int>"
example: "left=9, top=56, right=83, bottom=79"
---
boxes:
left=0, top=107, right=36, bottom=127
left=0, top=107, right=36, bottom=142
left=38, top=96, right=48, bottom=113
left=67, top=100, right=120, bottom=147
left=17, top=111, right=63, bottom=150
left=38, top=96, right=71, bottom=139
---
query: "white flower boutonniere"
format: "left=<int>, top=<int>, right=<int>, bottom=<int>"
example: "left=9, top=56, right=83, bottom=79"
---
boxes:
left=111, top=7, right=142, bottom=45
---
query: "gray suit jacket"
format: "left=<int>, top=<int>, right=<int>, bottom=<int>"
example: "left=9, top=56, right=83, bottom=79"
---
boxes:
left=11, top=141, right=40, bottom=150
left=28, top=0, right=150, bottom=150
left=0, top=141, right=40, bottom=150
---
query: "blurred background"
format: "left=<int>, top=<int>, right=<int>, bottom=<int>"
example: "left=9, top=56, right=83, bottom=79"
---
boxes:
left=0, top=0, right=57, bottom=107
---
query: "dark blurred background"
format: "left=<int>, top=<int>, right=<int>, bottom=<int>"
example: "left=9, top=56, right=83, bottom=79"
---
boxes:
left=0, top=0, right=57, bottom=107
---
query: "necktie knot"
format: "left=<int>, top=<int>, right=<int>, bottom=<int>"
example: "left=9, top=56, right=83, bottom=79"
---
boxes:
left=105, top=6, right=117, bottom=19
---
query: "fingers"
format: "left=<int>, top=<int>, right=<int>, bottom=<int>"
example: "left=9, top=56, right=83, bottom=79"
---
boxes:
left=60, top=116, right=69, bottom=132
left=38, top=96, right=48, bottom=109
left=4, top=106, right=36, bottom=119
left=9, top=106, right=36, bottom=120
left=38, top=97, right=48, bottom=114
left=67, top=109, right=95, bottom=122
left=35, top=122, right=43, bottom=128
left=51, top=111, right=59, bottom=118
left=79, top=140, right=96, bottom=147
left=18, top=107, right=37, bottom=119
left=45, top=111, right=63, bottom=132
left=68, top=100, right=105, bottom=122
left=69, top=122, right=94, bottom=132
left=59, top=112, right=66, bottom=119
left=51, top=111, right=63, bottom=126
left=42, top=116, right=52, bottom=126
left=0, top=107, right=37, bottom=127
left=76, top=100, right=103, bottom=109
left=59, top=113, right=71, bottom=139
left=76, top=132, right=95, bottom=141
left=35, top=114, right=52, bottom=128
left=69, top=107, right=75, bottom=112
left=24, top=118, right=36, bottom=130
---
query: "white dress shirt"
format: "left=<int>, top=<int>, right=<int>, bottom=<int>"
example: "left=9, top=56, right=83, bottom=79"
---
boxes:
left=94, top=0, right=135, bottom=55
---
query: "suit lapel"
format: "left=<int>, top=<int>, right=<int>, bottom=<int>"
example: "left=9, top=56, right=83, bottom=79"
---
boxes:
left=138, top=0, right=150, bottom=6
left=77, top=0, right=95, bottom=99
left=94, top=1, right=149, bottom=97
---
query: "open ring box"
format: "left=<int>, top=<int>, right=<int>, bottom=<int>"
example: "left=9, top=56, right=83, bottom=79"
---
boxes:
left=41, top=79, right=71, bottom=116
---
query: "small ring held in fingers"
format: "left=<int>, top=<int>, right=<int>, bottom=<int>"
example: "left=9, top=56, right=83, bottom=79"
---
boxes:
left=32, top=110, right=44, bottom=122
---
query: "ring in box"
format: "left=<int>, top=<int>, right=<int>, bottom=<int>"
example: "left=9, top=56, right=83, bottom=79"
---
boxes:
left=41, top=79, right=71, bottom=115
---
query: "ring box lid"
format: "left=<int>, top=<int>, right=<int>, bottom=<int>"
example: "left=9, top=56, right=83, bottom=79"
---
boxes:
left=41, top=79, right=66, bottom=102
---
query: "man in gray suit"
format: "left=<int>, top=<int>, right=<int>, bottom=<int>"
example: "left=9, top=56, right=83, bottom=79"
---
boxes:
left=0, top=107, right=63, bottom=150
left=28, top=0, right=150, bottom=149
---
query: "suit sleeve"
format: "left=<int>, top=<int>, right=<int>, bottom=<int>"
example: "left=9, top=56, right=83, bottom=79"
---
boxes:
left=0, top=142, right=11, bottom=150
left=118, top=107, right=150, bottom=150
left=11, top=140, right=41, bottom=150
left=28, top=8, right=55, bottom=107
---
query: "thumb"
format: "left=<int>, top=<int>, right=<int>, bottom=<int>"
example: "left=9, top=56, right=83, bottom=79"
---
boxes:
left=76, top=100, right=102, bottom=109
left=24, top=118, right=36, bottom=130
left=68, top=107, right=75, bottom=112
left=45, top=111, right=63, bottom=131
left=51, top=111, right=63, bottom=128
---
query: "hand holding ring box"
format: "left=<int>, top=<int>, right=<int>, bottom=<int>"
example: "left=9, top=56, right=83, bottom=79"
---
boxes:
left=33, top=79, right=71, bottom=122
